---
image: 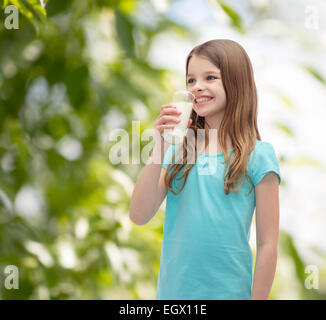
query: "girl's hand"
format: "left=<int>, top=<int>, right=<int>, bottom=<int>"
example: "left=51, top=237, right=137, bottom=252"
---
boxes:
left=154, top=104, right=192, bottom=144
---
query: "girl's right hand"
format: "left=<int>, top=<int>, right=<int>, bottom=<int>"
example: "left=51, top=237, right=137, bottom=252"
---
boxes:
left=154, top=104, right=192, bottom=144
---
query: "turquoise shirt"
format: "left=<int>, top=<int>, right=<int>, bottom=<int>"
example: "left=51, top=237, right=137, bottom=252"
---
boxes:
left=156, top=139, right=281, bottom=300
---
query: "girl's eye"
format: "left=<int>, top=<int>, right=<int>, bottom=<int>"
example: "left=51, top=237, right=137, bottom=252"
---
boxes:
left=187, top=76, right=217, bottom=83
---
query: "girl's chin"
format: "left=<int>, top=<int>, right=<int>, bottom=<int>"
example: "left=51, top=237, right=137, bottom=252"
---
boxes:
left=194, top=107, right=210, bottom=115
left=195, top=101, right=224, bottom=111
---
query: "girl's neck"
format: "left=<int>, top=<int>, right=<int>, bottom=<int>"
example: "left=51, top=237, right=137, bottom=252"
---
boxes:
left=205, top=138, right=232, bottom=154
left=204, top=109, right=224, bottom=131
left=203, top=111, right=232, bottom=153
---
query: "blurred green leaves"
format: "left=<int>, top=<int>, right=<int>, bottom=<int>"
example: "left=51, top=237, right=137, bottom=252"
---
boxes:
left=114, top=7, right=136, bottom=58
left=0, top=0, right=175, bottom=299
left=1, top=0, right=47, bottom=33
left=1, top=0, right=47, bottom=19
left=217, top=0, right=245, bottom=34
left=303, top=65, right=326, bottom=86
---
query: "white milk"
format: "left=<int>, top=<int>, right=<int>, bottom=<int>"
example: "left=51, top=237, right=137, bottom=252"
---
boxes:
left=162, top=101, right=193, bottom=145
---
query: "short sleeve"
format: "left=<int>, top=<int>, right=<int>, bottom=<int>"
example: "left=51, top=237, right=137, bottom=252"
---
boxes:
left=249, top=142, right=281, bottom=187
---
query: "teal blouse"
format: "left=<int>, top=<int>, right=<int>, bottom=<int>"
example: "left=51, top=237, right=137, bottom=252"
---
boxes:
left=156, top=140, right=281, bottom=300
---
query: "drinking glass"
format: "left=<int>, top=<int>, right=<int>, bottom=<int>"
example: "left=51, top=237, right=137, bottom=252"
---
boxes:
left=162, top=90, right=195, bottom=145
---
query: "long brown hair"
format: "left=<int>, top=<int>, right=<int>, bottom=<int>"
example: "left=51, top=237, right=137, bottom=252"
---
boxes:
left=164, top=39, right=261, bottom=196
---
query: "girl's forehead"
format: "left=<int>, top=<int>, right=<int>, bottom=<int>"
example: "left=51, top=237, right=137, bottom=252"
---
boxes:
left=188, top=57, right=221, bottom=75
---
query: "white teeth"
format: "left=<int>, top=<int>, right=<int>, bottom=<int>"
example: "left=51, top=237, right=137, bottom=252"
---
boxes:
left=196, top=97, right=212, bottom=103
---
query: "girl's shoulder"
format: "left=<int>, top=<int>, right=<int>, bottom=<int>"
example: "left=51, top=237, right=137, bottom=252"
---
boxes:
left=253, top=139, right=273, bottom=150
left=248, top=139, right=281, bottom=186
left=250, top=139, right=278, bottom=159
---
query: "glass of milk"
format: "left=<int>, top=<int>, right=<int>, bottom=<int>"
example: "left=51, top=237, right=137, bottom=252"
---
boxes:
left=162, top=90, right=195, bottom=145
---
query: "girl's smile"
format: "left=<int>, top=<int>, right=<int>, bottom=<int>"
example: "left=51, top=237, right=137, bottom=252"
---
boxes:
left=195, top=96, right=214, bottom=107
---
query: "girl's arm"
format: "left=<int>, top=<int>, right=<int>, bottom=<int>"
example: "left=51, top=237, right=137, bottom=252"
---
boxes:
left=250, top=172, right=280, bottom=300
left=129, top=139, right=168, bottom=225
left=129, top=105, right=191, bottom=225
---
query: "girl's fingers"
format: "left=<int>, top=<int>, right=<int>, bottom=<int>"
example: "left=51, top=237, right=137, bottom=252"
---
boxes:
left=161, top=107, right=181, bottom=116
left=157, top=124, right=175, bottom=133
left=161, top=104, right=173, bottom=109
left=162, top=124, right=175, bottom=129
left=158, top=115, right=180, bottom=125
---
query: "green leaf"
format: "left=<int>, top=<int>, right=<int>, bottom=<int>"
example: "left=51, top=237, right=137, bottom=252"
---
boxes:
left=114, top=7, right=136, bottom=58
left=117, top=0, right=137, bottom=15
left=24, top=0, right=47, bottom=16
left=2, top=0, right=9, bottom=8
left=218, top=0, right=245, bottom=34
left=11, top=0, right=34, bottom=19
left=273, top=122, right=295, bottom=137
left=291, top=156, right=326, bottom=170
left=273, top=89, right=296, bottom=110
left=303, top=65, right=326, bottom=85
left=283, top=233, right=306, bottom=287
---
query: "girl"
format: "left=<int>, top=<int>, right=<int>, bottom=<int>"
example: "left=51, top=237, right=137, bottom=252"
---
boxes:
left=129, top=39, right=281, bottom=300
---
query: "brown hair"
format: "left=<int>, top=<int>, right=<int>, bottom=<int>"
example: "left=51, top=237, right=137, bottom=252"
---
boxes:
left=164, top=39, right=261, bottom=196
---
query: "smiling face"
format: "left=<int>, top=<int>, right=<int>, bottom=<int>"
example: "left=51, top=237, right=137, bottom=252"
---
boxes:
left=186, top=54, right=227, bottom=121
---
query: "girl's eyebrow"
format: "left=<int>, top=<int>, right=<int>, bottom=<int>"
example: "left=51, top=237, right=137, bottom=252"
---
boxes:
left=187, top=71, right=220, bottom=77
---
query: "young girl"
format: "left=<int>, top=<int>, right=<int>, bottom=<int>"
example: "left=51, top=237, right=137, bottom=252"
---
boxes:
left=129, top=39, right=281, bottom=300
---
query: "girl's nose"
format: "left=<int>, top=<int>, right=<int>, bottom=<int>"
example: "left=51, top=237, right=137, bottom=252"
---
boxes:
left=193, top=81, right=205, bottom=91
